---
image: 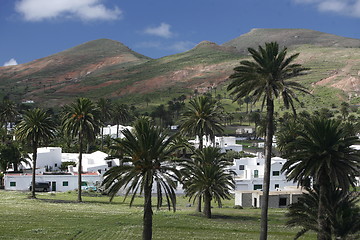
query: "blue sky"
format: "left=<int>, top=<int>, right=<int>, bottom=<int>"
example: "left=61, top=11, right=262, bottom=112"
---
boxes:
left=1, top=0, right=360, bottom=66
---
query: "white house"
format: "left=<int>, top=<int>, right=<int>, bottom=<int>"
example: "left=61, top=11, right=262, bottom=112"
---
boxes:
left=4, top=172, right=101, bottom=192
left=61, top=151, right=119, bottom=174
left=231, top=153, right=303, bottom=208
left=231, top=153, right=297, bottom=191
left=4, top=147, right=118, bottom=192
left=236, top=126, right=255, bottom=135
left=189, top=136, right=243, bottom=153
left=235, top=187, right=305, bottom=208
left=102, top=124, right=133, bottom=139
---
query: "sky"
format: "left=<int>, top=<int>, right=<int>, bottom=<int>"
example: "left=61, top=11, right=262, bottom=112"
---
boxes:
left=1, top=0, right=360, bottom=66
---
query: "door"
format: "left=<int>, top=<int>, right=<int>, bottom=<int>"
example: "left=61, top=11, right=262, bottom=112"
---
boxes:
left=51, top=181, right=56, bottom=191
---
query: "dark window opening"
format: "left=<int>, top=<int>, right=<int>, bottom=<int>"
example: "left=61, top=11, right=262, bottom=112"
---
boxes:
left=279, top=197, right=287, bottom=206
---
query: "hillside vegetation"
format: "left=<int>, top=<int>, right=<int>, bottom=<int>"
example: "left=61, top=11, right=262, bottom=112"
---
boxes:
left=0, top=29, right=359, bottom=112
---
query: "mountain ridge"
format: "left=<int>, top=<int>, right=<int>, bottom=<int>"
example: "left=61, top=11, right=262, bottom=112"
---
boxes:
left=0, top=28, right=360, bottom=109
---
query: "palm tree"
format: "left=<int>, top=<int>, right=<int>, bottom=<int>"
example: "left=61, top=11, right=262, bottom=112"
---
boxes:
left=180, top=146, right=234, bottom=218
left=102, top=117, right=180, bottom=240
left=62, top=98, right=101, bottom=202
left=286, top=187, right=360, bottom=240
left=227, top=42, right=309, bottom=240
left=112, top=103, right=130, bottom=139
left=179, top=95, right=223, bottom=150
left=0, top=99, right=18, bottom=138
left=281, top=116, right=360, bottom=240
left=179, top=95, right=224, bottom=212
left=97, top=98, right=112, bottom=151
left=15, top=108, right=56, bottom=198
left=0, top=141, right=29, bottom=172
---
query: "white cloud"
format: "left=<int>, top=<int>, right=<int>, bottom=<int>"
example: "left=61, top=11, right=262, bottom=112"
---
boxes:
left=144, top=23, right=173, bottom=38
left=15, top=0, right=122, bottom=22
left=3, top=58, right=18, bottom=66
left=292, top=0, right=360, bottom=18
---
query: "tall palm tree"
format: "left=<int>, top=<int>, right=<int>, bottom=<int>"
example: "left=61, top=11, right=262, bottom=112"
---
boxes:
left=15, top=108, right=56, bottom=198
left=179, top=95, right=223, bottom=150
left=97, top=98, right=112, bottom=151
left=62, top=98, right=101, bottom=202
left=179, top=95, right=224, bottom=212
left=227, top=42, right=309, bottom=240
left=102, top=117, right=180, bottom=240
left=112, top=103, right=130, bottom=139
left=281, top=116, right=360, bottom=240
left=180, top=146, right=234, bottom=218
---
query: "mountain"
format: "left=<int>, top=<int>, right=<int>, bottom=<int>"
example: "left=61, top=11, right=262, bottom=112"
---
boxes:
left=222, top=28, right=360, bottom=54
left=0, top=29, right=360, bottom=111
left=0, top=39, right=150, bottom=105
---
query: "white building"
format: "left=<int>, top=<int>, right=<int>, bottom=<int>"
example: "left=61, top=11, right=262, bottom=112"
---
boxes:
left=231, top=153, right=297, bottom=191
left=190, top=136, right=243, bottom=153
left=4, top=147, right=118, bottom=192
left=236, top=126, right=255, bottom=134
left=231, top=153, right=303, bottom=208
left=235, top=187, right=305, bottom=208
left=4, top=172, right=101, bottom=192
left=102, top=124, right=133, bottom=139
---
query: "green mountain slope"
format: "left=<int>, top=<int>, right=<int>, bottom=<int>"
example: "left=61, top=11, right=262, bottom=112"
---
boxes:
left=0, top=29, right=359, bottom=112
left=222, top=28, right=360, bottom=54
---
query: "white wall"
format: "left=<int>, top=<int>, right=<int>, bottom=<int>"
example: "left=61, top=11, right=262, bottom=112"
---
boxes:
left=4, top=173, right=102, bottom=192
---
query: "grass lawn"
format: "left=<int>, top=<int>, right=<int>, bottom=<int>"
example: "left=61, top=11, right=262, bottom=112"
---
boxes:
left=0, top=191, right=315, bottom=240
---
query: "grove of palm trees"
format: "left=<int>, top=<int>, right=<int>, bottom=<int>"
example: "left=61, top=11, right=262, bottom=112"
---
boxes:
left=0, top=42, right=359, bottom=240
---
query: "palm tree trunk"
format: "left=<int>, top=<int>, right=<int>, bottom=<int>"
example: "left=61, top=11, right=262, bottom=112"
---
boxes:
left=31, top=142, right=38, bottom=199
left=260, top=98, right=274, bottom=240
left=317, top=180, right=331, bottom=240
left=203, top=190, right=212, bottom=218
left=77, top=135, right=83, bottom=202
left=116, top=124, right=119, bottom=139
left=143, top=179, right=153, bottom=240
left=197, top=196, right=202, bottom=213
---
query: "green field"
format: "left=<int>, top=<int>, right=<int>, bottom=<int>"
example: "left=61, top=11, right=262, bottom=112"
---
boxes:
left=0, top=191, right=316, bottom=240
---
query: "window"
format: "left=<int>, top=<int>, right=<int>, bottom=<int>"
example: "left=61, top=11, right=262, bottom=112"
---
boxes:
left=275, top=184, right=279, bottom=189
left=239, top=165, right=245, bottom=170
left=81, top=182, right=87, bottom=186
left=279, top=197, right=287, bottom=206
left=254, top=170, right=259, bottom=178
left=253, top=184, right=262, bottom=190
left=272, top=171, right=280, bottom=176
left=107, top=161, right=112, bottom=168
left=62, top=181, right=68, bottom=186
left=54, top=163, right=58, bottom=167
left=10, top=182, right=16, bottom=187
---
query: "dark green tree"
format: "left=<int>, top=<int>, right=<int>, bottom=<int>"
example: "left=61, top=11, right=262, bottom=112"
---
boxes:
left=227, top=42, right=309, bottom=240
left=286, top=187, right=360, bottom=240
left=180, top=147, right=234, bottom=218
left=111, top=103, right=130, bottom=139
left=0, top=142, right=29, bottom=172
left=281, top=116, right=360, bottom=240
left=179, top=95, right=223, bottom=150
left=102, top=117, right=181, bottom=240
left=15, top=108, right=56, bottom=198
left=97, top=98, right=112, bottom=151
left=62, top=98, right=101, bottom=202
